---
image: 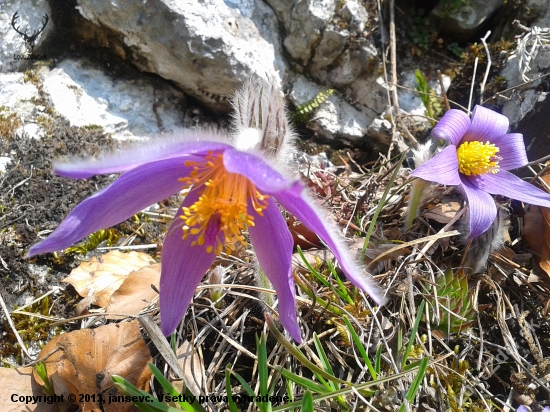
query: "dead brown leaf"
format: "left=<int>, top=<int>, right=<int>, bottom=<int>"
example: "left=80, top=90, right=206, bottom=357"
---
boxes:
left=424, top=199, right=462, bottom=224
left=105, top=263, right=161, bottom=319
left=524, top=205, right=544, bottom=257
left=170, top=340, right=206, bottom=397
left=63, top=251, right=155, bottom=307
left=286, top=214, right=322, bottom=250
left=525, top=168, right=550, bottom=277
left=34, top=321, right=152, bottom=412
left=1, top=367, right=58, bottom=412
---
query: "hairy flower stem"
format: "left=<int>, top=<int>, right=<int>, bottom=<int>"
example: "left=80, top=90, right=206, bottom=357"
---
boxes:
left=405, top=178, right=431, bottom=231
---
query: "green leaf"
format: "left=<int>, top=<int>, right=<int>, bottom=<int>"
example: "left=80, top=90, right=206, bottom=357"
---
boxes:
left=312, top=333, right=337, bottom=391
left=112, top=375, right=181, bottom=412
left=362, top=153, right=407, bottom=255
left=301, top=391, right=314, bottom=412
left=148, top=363, right=206, bottom=412
left=225, top=365, right=240, bottom=412
left=402, top=300, right=425, bottom=369
left=398, top=357, right=429, bottom=412
left=343, top=316, right=377, bottom=380
left=256, top=334, right=272, bottom=412
left=278, top=367, right=329, bottom=393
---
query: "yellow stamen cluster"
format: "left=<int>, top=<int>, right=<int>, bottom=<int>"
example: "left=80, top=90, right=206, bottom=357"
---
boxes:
left=456, top=141, right=501, bottom=176
left=179, top=152, right=269, bottom=254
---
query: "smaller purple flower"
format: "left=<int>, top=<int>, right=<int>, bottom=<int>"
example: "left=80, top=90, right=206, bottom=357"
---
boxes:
left=517, top=407, right=550, bottom=412
left=411, top=105, right=550, bottom=238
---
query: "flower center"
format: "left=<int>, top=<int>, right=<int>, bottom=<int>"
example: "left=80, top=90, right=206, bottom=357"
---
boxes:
left=179, top=152, right=269, bottom=254
left=456, top=141, right=501, bottom=176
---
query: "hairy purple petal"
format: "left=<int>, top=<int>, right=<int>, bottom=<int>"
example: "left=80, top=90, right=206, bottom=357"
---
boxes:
left=28, top=156, right=194, bottom=257
left=472, top=171, right=550, bottom=208
left=410, top=145, right=462, bottom=185
left=248, top=197, right=301, bottom=343
left=493, top=133, right=528, bottom=170
left=463, top=105, right=509, bottom=144
left=222, top=148, right=301, bottom=194
left=274, top=187, right=387, bottom=305
left=458, top=178, right=497, bottom=238
left=431, top=109, right=470, bottom=146
left=160, top=191, right=217, bottom=335
left=54, top=137, right=231, bottom=178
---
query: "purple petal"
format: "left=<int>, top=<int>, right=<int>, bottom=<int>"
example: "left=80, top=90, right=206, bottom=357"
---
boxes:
left=160, top=191, right=217, bottom=335
left=493, top=133, right=528, bottom=170
left=472, top=171, right=550, bottom=208
left=248, top=197, right=301, bottom=343
left=432, top=109, right=470, bottom=146
left=517, top=407, right=529, bottom=412
left=54, top=134, right=231, bottom=178
left=222, top=148, right=301, bottom=194
left=457, top=178, right=497, bottom=238
left=542, top=407, right=550, bottom=412
left=28, top=156, right=195, bottom=256
left=410, top=145, right=462, bottom=185
left=274, top=188, right=387, bottom=305
left=463, top=105, right=509, bottom=144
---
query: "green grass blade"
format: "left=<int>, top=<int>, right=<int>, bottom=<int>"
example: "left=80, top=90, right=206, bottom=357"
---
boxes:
left=256, top=334, right=271, bottom=412
left=325, top=260, right=353, bottom=304
left=112, top=375, right=180, bottom=412
left=312, top=333, right=337, bottom=391
left=225, top=365, right=240, bottom=412
left=266, top=315, right=349, bottom=385
left=342, top=316, right=377, bottom=380
left=398, top=357, right=429, bottom=412
left=147, top=363, right=206, bottom=412
left=402, top=299, right=425, bottom=369
left=301, top=391, right=314, bottom=412
left=375, top=344, right=383, bottom=375
left=295, top=277, right=344, bottom=316
left=362, top=152, right=406, bottom=256
left=272, top=358, right=434, bottom=411
left=226, top=367, right=256, bottom=397
left=278, top=367, right=329, bottom=393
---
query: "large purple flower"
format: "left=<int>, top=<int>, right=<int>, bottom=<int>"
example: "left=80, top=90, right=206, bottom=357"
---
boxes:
left=27, top=81, right=385, bottom=343
left=411, top=105, right=550, bottom=238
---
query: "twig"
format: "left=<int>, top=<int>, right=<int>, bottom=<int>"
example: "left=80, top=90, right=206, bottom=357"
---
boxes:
left=468, top=57, right=478, bottom=115
left=479, top=31, right=492, bottom=103
left=0, top=291, right=32, bottom=360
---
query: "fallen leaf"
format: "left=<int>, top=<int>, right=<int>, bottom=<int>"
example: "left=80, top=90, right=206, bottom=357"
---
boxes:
left=286, top=214, right=322, bottom=250
left=170, top=340, right=206, bottom=397
left=1, top=367, right=58, bottom=412
left=424, top=199, right=462, bottom=224
left=105, top=264, right=161, bottom=319
left=524, top=205, right=544, bottom=257
left=525, top=167, right=550, bottom=277
left=34, top=321, right=152, bottom=412
left=63, top=251, right=155, bottom=307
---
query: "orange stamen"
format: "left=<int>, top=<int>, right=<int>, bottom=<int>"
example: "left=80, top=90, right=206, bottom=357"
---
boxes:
left=179, top=152, right=269, bottom=253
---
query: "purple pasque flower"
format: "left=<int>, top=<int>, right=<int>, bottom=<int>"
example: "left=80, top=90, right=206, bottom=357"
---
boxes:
left=411, top=105, right=550, bottom=238
left=517, top=407, right=550, bottom=412
left=27, top=79, right=386, bottom=343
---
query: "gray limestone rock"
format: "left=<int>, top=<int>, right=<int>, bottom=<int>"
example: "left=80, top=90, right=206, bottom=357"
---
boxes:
left=76, top=0, right=286, bottom=111
left=40, top=59, right=186, bottom=140
left=0, top=0, right=53, bottom=73
left=290, top=75, right=387, bottom=145
left=431, top=0, right=503, bottom=41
